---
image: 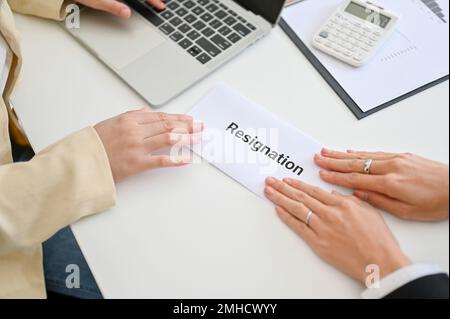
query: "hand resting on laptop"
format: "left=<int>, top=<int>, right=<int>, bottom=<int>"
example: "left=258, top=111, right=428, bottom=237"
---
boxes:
left=76, top=0, right=166, bottom=18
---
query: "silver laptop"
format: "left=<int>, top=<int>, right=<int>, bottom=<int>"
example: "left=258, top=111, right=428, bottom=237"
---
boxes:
left=64, top=0, right=286, bottom=107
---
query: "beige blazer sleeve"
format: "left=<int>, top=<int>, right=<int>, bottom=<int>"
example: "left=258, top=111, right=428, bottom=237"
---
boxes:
left=0, top=0, right=117, bottom=256
left=7, top=0, right=72, bottom=21
left=0, top=127, right=116, bottom=256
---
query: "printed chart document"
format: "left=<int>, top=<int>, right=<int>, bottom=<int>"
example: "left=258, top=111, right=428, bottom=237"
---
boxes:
left=188, top=85, right=334, bottom=199
left=283, top=0, right=449, bottom=112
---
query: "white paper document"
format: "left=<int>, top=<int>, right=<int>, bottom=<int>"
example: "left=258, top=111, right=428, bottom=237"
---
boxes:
left=0, top=35, right=12, bottom=94
left=283, top=0, right=449, bottom=112
left=188, top=85, right=333, bottom=199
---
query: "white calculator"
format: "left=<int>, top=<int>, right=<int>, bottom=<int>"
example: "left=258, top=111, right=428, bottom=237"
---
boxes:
left=312, top=0, right=398, bottom=67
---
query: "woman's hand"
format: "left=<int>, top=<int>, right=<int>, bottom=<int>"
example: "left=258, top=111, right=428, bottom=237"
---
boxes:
left=95, top=108, right=202, bottom=183
left=314, top=149, right=449, bottom=222
left=264, top=177, right=411, bottom=284
left=76, top=0, right=166, bottom=19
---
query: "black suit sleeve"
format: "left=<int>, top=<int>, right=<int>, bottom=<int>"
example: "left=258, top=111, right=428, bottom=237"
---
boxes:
left=384, top=274, right=449, bottom=299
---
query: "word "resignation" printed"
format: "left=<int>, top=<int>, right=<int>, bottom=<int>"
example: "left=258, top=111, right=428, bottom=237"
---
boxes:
left=226, top=122, right=304, bottom=176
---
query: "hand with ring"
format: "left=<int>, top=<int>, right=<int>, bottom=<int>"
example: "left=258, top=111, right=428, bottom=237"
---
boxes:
left=314, top=149, right=449, bottom=222
left=264, top=177, right=411, bottom=283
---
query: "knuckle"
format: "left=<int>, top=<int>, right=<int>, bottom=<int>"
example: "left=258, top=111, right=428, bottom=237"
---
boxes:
left=380, top=174, right=400, bottom=197
left=325, top=211, right=340, bottom=223
left=293, top=204, right=305, bottom=217
left=399, top=152, right=412, bottom=160
left=350, top=159, right=360, bottom=170
left=128, top=126, right=141, bottom=136
left=156, top=112, right=168, bottom=122
left=277, top=180, right=287, bottom=190
left=333, top=196, right=344, bottom=207
left=313, top=186, right=323, bottom=195
left=339, top=198, right=353, bottom=211
left=347, top=172, right=360, bottom=185
left=293, top=191, right=306, bottom=202
left=161, top=120, right=173, bottom=132
left=384, top=173, right=399, bottom=186
left=347, top=196, right=358, bottom=206
left=309, top=187, right=321, bottom=198
left=118, top=113, right=132, bottom=123
left=163, top=133, right=176, bottom=145
left=390, top=158, right=403, bottom=170
left=280, top=183, right=291, bottom=195
left=123, top=110, right=136, bottom=117
left=335, top=211, right=346, bottom=223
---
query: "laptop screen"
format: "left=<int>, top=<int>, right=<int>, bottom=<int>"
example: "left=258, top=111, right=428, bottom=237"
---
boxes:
left=234, top=0, right=286, bottom=25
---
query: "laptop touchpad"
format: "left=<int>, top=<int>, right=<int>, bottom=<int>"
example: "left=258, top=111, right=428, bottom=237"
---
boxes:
left=70, top=9, right=165, bottom=70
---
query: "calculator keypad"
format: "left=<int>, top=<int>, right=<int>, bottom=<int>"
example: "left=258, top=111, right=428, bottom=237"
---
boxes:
left=313, top=13, right=384, bottom=65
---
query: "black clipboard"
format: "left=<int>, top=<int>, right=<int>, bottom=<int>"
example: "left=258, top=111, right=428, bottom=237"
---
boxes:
left=279, top=18, right=450, bottom=120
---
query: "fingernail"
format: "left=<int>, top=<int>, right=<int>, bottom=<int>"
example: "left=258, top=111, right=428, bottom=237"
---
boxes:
left=265, top=186, right=274, bottom=196
left=314, top=154, right=324, bottom=161
left=266, top=177, right=276, bottom=185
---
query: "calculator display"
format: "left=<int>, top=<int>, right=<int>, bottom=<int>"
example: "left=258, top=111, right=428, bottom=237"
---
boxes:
left=345, top=2, right=391, bottom=28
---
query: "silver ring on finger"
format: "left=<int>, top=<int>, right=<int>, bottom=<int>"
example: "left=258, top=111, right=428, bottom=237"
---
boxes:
left=363, top=159, right=373, bottom=174
left=305, top=210, right=314, bottom=227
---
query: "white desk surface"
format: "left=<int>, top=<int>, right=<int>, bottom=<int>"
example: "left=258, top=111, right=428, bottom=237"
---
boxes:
left=11, top=13, right=449, bottom=298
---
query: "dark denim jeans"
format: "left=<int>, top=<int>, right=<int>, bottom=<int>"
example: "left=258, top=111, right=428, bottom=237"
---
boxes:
left=13, top=142, right=103, bottom=299
left=43, top=227, right=103, bottom=299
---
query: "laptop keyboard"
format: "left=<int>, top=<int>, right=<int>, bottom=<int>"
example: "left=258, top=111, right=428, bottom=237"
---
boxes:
left=127, top=0, right=256, bottom=65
